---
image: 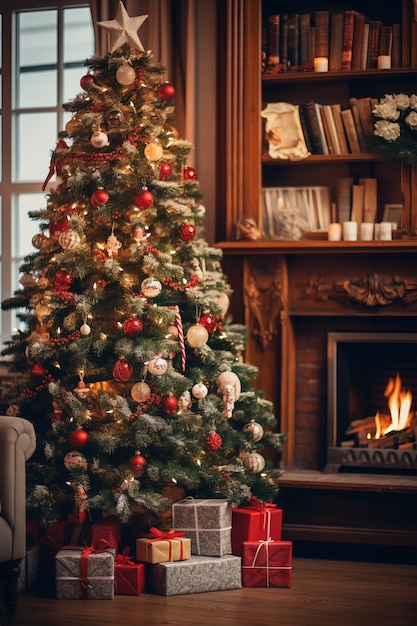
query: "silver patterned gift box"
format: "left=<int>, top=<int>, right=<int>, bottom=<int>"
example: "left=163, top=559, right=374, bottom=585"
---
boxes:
left=172, top=498, right=232, bottom=556
left=150, top=554, right=242, bottom=596
left=55, top=547, right=115, bottom=599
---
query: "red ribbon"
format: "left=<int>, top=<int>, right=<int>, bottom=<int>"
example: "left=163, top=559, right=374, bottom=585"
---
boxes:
left=67, top=538, right=112, bottom=599
left=246, top=497, right=277, bottom=511
left=116, top=546, right=135, bottom=567
left=146, top=527, right=186, bottom=561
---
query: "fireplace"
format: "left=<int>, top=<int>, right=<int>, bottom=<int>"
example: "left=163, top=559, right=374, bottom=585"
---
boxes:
left=326, top=332, right=417, bottom=474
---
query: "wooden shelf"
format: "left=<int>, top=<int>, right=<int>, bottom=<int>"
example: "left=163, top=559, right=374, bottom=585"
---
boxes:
left=262, top=67, right=417, bottom=85
left=217, top=239, right=417, bottom=255
left=262, top=153, right=382, bottom=165
left=277, top=469, right=417, bottom=494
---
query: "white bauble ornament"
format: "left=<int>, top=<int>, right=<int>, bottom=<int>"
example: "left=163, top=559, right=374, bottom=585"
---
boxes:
left=144, top=141, right=164, bottom=161
left=186, top=323, right=209, bottom=348
left=116, top=63, right=136, bottom=85
left=64, top=450, right=88, bottom=471
left=243, top=419, right=264, bottom=443
left=141, top=277, right=162, bottom=298
left=80, top=323, right=91, bottom=336
left=131, top=381, right=152, bottom=403
left=243, top=451, right=265, bottom=473
left=148, top=356, right=168, bottom=376
left=192, top=382, right=208, bottom=399
left=91, top=130, right=108, bottom=148
left=59, top=229, right=80, bottom=250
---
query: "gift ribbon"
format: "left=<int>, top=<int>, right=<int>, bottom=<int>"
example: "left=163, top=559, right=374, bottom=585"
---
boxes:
left=146, top=527, right=186, bottom=561
left=173, top=497, right=231, bottom=555
left=60, top=538, right=112, bottom=599
left=246, top=498, right=277, bottom=540
left=116, top=546, right=135, bottom=566
left=251, top=538, right=273, bottom=587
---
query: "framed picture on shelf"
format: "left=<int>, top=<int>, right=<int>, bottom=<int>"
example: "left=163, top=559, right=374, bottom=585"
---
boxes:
left=383, top=204, right=403, bottom=228
left=262, top=186, right=331, bottom=240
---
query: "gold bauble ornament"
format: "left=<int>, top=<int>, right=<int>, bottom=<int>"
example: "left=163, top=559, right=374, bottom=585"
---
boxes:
left=131, top=381, right=152, bottom=403
left=116, top=63, right=136, bottom=85
left=144, top=141, right=164, bottom=161
left=186, top=323, right=209, bottom=348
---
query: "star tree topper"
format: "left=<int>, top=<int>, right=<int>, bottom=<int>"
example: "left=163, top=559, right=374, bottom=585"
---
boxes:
left=98, top=1, right=148, bottom=53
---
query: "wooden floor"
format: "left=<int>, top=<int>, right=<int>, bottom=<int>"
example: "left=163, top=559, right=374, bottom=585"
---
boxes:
left=1, top=557, right=416, bottom=626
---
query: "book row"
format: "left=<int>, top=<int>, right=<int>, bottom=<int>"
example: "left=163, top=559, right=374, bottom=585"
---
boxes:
left=262, top=9, right=402, bottom=73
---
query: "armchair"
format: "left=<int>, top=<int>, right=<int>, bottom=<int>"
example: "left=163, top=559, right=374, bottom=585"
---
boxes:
left=0, top=415, right=36, bottom=615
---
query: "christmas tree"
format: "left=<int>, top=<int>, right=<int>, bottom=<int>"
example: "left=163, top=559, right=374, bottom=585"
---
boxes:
left=1, top=4, right=286, bottom=535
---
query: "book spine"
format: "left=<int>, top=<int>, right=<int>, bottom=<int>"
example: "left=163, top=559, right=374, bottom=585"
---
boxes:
left=298, top=104, right=315, bottom=154
left=350, top=184, right=365, bottom=224
left=392, top=23, right=401, bottom=68
left=329, top=12, right=344, bottom=71
left=314, top=10, right=329, bottom=58
left=359, top=177, right=378, bottom=224
left=303, top=101, right=325, bottom=154
left=367, top=20, right=382, bottom=69
left=287, top=14, right=300, bottom=67
left=337, top=177, right=353, bottom=223
left=321, top=105, right=342, bottom=155
left=299, top=14, right=311, bottom=66
left=341, top=109, right=361, bottom=154
left=349, top=97, right=367, bottom=152
left=331, top=104, right=349, bottom=154
left=357, top=97, right=375, bottom=138
left=309, top=26, right=316, bottom=65
left=360, top=22, right=370, bottom=70
left=341, top=10, right=355, bottom=71
left=280, top=14, right=289, bottom=69
left=320, top=106, right=335, bottom=154
left=351, top=12, right=365, bottom=71
left=267, top=14, right=280, bottom=65
left=313, top=103, right=329, bottom=154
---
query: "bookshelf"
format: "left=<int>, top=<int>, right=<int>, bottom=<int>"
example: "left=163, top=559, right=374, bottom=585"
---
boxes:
left=216, top=0, right=417, bottom=242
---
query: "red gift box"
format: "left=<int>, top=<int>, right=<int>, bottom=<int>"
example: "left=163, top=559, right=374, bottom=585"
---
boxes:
left=115, top=549, right=146, bottom=595
left=231, top=501, right=282, bottom=556
left=92, top=516, right=121, bottom=551
left=242, top=540, right=292, bottom=588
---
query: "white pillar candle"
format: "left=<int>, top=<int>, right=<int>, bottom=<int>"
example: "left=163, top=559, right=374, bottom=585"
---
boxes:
left=314, top=57, right=328, bottom=72
left=342, top=221, right=358, bottom=241
left=359, top=223, right=374, bottom=241
left=379, top=222, right=392, bottom=240
left=328, top=223, right=342, bottom=241
left=377, top=55, right=391, bottom=69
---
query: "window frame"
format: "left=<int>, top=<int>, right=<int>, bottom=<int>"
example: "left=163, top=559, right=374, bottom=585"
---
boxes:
left=0, top=0, right=93, bottom=346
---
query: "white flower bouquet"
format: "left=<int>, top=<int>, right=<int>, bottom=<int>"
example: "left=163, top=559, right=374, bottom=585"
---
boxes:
left=370, top=93, right=417, bottom=164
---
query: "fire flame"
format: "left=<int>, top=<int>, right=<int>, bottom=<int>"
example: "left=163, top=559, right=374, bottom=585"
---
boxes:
left=375, top=373, right=412, bottom=438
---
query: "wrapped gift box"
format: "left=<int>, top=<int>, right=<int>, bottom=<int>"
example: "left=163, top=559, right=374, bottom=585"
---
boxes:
left=136, top=528, right=191, bottom=564
left=150, top=554, right=242, bottom=596
left=18, top=544, right=40, bottom=593
left=115, top=551, right=145, bottom=595
left=231, top=503, right=282, bottom=556
left=172, top=498, right=232, bottom=556
left=242, top=540, right=292, bottom=588
left=91, top=516, right=121, bottom=551
left=55, top=545, right=116, bottom=599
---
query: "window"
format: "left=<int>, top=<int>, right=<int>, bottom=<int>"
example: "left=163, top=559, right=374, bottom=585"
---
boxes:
left=0, top=1, right=94, bottom=348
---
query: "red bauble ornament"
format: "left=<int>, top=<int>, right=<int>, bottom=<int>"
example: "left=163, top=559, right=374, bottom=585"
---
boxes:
left=158, top=161, right=172, bottom=181
left=53, top=270, right=72, bottom=291
left=91, top=189, right=109, bottom=207
left=157, top=83, right=176, bottom=100
left=122, top=317, right=143, bottom=337
left=69, top=428, right=89, bottom=449
left=31, top=363, right=45, bottom=377
left=80, top=74, right=95, bottom=90
left=205, top=432, right=223, bottom=451
left=179, top=223, right=196, bottom=241
left=112, top=358, right=133, bottom=382
left=49, top=218, right=69, bottom=239
left=129, top=452, right=147, bottom=477
left=199, top=313, right=218, bottom=333
left=163, top=395, right=178, bottom=415
left=183, top=166, right=197, bottom=180
left=134, top=190, right=154, bottom=209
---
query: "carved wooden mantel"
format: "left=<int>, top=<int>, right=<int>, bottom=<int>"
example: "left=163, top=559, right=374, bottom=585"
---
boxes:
left=218, top=240, right=417, bottom=468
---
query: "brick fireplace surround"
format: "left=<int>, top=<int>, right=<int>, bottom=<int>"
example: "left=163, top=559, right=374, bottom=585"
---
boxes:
left=220, top=240, right=417, bottom=553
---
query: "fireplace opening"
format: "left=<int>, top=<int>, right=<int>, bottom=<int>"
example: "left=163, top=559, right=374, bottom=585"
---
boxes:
left=326, top=332, right=417, bottom=475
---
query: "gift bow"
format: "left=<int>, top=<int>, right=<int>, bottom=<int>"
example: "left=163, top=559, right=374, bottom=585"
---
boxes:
left=116, top=546, right=135, bottom=566
left=246, top=497, right=277, bottom=540
left=146, top=527, right=186, bottom=561
left=246, top=497, right=277, bottom=511
left=147, top=527, right=185, bottom=541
